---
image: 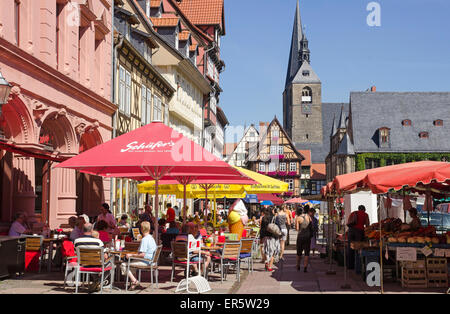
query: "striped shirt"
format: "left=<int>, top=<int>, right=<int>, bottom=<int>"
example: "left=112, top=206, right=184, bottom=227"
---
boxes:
left=74, top=236, right=104, bottom=249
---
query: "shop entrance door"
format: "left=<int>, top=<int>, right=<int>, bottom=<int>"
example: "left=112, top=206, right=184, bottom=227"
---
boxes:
left=35, top=159, right=51, bottom=224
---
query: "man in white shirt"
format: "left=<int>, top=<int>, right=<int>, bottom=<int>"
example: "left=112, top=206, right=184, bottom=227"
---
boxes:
left=8, top=213, right=31, bottom=237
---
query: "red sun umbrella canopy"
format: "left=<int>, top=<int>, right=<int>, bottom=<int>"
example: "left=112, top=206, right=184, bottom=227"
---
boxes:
left=55, top=122, right=247, bottom=180
left=257, top=193, right=284, bottom=206
left=285, top=198, right=309, bottom=204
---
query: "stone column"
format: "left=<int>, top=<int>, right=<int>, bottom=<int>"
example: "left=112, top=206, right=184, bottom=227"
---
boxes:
left=52, top=167, right=77, bottom=229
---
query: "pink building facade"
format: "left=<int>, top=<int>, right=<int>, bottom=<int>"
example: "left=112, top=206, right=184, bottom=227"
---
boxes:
left=0, top=0, right=115, bottom=231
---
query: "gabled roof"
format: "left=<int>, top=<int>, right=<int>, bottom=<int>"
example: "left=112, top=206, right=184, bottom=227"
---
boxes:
left=260, top=117, right=305, bottom=161
left=336, top=133, right=355, bottom=156
left=350, top=92, right=450, bottom=153
left=177, top=0, right=225, bottom=33
left=289, top=61, right=321, bottom=85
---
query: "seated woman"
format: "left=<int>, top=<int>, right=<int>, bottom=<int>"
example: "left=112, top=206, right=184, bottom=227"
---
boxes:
left=120, top=221, right=157, bottom=290
left=188, top=223, right=211, bottom=277
left=95, top=220, right=111, bottom=243
left=166, top=221, right=180, bottom=234
left=158, top=218, right=167, bottom=234
left=118, top=214, right=130, bottom=229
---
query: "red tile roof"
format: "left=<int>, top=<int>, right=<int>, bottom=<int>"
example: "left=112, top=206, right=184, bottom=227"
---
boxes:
left=223, top=143, right=237, bottom=156
left=298, top=150, right=312, bottom=166
left=179, top=30, right=191, bottom=41
left=150, top=17, right=180, bottom=28
left=150, top=0, right=162, bottom=8
left=311, top=164, right=326, bottom=180
left=177, top=0, right=224, bottom=27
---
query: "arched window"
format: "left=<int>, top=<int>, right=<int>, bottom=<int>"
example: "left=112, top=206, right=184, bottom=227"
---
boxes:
left=434, top=120, right=443, bottom=126
left=301, top=87, right=312, bottom=103
left=402, top=119, right=412, bottom=126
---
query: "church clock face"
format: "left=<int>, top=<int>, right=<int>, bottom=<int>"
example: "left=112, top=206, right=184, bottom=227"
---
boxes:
left=302, top=103, right=312, bottom=115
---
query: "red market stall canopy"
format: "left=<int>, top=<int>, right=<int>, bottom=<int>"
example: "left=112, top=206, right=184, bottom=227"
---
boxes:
left=323, top=161, right=450, bottom=198
left=257, top=193, right=284, bottom=206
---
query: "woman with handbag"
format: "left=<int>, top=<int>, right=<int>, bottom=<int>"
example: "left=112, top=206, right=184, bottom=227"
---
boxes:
left=260, top=207, right=281, bottom=272
left=295, top=206, right=314, bottom=272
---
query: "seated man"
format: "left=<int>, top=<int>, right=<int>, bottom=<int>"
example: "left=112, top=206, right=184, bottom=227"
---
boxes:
left=120, top=221, right=156, bottom=290
left=74, top=223, right=109, bottom=292
left=8, top=213, right=32, bottom=237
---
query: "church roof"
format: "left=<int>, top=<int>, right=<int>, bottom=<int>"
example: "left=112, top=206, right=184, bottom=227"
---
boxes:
left=350, top=92, right=450, bottom=153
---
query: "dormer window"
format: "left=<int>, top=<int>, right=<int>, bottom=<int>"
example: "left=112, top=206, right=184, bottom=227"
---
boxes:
left=434, top=120, right=443, bottom=126
left=419, top=132, right=429, bottom=139
left=379, top=127, right=390, bottom=147
left=402, top=119, right=412, bottom=126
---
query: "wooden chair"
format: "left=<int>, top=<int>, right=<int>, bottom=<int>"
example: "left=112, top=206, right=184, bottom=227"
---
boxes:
left=125, top=245, right=162, bottom=290
left=74, top=247, right=112, bottom=294
left=239, top=238, right=255, bottom=273
left=211, top=241, right=241, bottom=283
left=124, top=242, right=140, bottom=252
left=170, top=241, right=189, bottom=282
left=25, top=236, right=44, bottom=273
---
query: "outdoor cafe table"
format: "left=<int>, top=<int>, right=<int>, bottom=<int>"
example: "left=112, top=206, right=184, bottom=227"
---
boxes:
left=105, top=249, right=139, bottom=290
left=42, top=236, right=67, bottom=272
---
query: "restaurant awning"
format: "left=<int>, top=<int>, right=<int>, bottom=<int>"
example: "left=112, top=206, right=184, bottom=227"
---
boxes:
left=0, top=141, right=68, bottom=162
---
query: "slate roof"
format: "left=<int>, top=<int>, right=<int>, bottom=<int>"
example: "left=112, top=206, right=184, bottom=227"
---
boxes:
left=295, top=103, right=349, bottom=163
left=350, top=92, right=450, bottom=153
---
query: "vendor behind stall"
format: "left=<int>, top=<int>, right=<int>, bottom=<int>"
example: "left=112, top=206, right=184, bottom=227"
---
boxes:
left=347, top=205, right=370, bottom=269
left=408, top=208, right=422, bottom=231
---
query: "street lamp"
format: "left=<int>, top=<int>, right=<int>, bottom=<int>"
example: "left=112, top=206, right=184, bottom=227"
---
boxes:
left=0, top=70, right=12, bottom=113
left=0, top=70, right=12, bottom=140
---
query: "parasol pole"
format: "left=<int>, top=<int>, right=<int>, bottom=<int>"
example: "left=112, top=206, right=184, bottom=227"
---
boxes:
left=154, top=176, right=160, bottom=244
left=378, top=194, right=384, bottom=294
left=183, top=182, right=187, bottom=226
left=341, top=193, right=351, bottom=289
left=326, top=194, right=336, bottom=275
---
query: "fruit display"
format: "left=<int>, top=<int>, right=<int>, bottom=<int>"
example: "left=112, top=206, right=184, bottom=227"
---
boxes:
left=364, top=219, right=446, bottom=245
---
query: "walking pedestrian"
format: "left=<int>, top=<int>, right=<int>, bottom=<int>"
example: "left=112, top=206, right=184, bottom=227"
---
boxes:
left=275, top=206, right=290, bottom=260
left=260, top=207, right=281, bottom=272
left=309, top=208, right=319, bottom=256
left=295, top=206, right=314, bottom=272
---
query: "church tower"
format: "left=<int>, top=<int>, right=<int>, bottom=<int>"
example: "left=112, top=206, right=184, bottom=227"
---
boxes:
left=283, top=0, right=323, bottom=145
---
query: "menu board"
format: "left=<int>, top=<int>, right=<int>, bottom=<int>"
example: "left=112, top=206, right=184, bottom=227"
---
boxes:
left=396, top=247, right=417, bottom=261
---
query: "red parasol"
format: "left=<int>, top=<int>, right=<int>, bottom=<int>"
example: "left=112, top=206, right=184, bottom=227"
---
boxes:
left=55, top=122, right=256, bottom=240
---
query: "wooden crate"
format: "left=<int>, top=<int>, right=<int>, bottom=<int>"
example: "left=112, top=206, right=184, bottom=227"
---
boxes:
left=401, top=267, right=427, bottom=288
left=427, top=277, right=448, bottom=288
left=402, top=260, right=426, bottom=269
left=426, top=258, right=447, bottom=269
left=427, top=268, right=448, bottom=278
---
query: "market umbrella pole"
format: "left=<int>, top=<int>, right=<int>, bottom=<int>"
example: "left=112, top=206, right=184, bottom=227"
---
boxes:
left=378, top=194, right=384, bottom=294
left=326, top=196, right=336, bottom=275
left=341, top=194, right=351, bottom=289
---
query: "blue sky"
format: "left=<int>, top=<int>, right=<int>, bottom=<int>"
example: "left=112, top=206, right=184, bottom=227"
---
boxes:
left=220, top=0, right=450, bottom=142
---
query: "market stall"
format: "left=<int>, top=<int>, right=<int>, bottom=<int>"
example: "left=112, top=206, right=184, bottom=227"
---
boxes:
left=323, top=161, right=450, bottom=292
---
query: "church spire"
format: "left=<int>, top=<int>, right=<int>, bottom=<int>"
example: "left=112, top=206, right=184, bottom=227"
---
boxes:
left=285, top=0, right=304, bottom=87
